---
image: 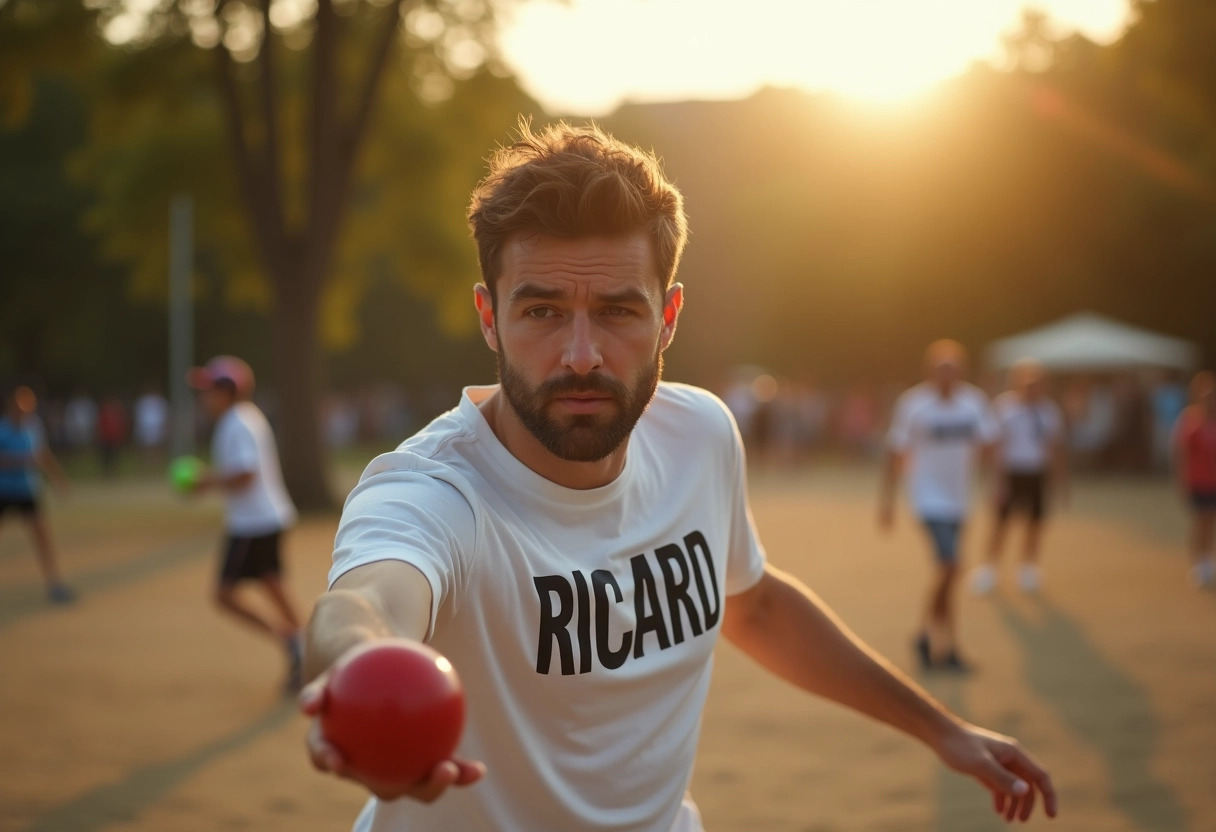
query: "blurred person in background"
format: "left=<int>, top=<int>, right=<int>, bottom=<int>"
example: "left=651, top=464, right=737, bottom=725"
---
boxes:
left=96, top=394, right=128, bottom=477
left=188, top=356, right=305, bottom=693
left=879, top=340, right=998, bottom=671
left=0, top=386, right=74, bottom=603
left=838, top=383, right=879, bottom=460
left=1172, top=370, right=1216, bottom=587
left=1151, top=370, right=1188, bottom=473
left=63, top=388, right=97, bottom=456
left=971, top=360, right=1067, bottom=595
left=133, top=384, right=170, bottom=460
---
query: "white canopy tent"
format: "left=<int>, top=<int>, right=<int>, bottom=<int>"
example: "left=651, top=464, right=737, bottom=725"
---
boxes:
left=986, top=312, right=1199, bottom=373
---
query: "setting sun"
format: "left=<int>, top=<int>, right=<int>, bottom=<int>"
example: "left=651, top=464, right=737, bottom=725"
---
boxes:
left=499, top=0, right=1132, bottom=113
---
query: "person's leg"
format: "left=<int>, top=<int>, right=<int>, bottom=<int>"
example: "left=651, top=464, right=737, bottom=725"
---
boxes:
left=260, top=574, right=302, bottom=632
left=1191, top=506, right=1216, bottom=586
left=972, top=477, right=1010, bottom=595
left=1018, top=475, right=1047, bottom=592
left=920, top=520, right=963, bottom=667
left=214, top=581, right=286, bottom=636
left=23, top=505, right=73, bottom=602
left=215, top=535, right=290, bottom=638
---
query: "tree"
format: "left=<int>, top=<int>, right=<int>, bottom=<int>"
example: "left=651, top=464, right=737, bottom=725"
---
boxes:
left=2, top=0, right=534, bottom=508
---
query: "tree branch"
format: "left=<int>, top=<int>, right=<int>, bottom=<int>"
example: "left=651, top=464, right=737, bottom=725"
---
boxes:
left=309, top=0, right=407, bottom=278
left=304, top=0, right=341, bottom=285
left=256, top=0, right=286, bottom=248
left=213, top=27, right=284, bottom=278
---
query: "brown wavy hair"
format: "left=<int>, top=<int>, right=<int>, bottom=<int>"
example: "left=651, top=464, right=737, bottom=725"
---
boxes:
left=467, top=118, right=688, bottom=300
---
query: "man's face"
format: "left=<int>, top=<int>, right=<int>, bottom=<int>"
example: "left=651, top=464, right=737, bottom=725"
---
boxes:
left=201, top=385, right=235, bottom=419
left=930, top=360, right=963, bottom=391
left=476, top=231, right=682, bottom=462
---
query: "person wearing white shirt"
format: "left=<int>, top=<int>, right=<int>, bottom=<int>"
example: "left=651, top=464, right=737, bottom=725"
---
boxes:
left=879, top=340, right=999, bottom=672
left=971, top=360, right=1068, bottom=595
left=299, top=122, right=1056, bottom=830
left=188, top=355, right=303, bottom=692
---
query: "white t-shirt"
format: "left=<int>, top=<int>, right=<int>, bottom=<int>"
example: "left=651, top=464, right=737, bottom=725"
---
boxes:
left=887, top=383, right=998, bottom=521
left=211, top=402, right=297, bottom=536
left=134, top=393, right=169, bottom=447
left=994, top=392, right=1063, bottom=474
left=330, top=383, right=767, bottom=832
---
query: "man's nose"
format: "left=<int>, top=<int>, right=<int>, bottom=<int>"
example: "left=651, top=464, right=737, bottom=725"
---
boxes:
left=562, top=314, right=603, bottom=376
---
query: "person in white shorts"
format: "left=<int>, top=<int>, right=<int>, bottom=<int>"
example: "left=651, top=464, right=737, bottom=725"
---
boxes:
left=878, top=340, right=999, bottom=672
left=300, top=121, right=1057, bottom=831
left=971, top=359, right=1067, bottom=595
left=188, top=355, right=304, bottom=692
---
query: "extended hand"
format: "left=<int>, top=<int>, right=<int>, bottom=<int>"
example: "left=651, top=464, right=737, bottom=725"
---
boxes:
left=937, top=724, right=1058, bottom=822
left=299, top=678, right=486, bottom=803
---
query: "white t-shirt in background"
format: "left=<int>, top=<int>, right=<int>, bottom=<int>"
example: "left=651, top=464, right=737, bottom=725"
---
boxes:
left=211, top=402, right=297, bottom=536
left=994, top=393, right=1064, bottom=474
left=888, top=382, right=998, bottom=521
left=330, top=383, right=767, bottom=832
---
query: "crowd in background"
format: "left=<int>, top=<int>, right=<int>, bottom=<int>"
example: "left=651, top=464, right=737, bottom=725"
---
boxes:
left=14, top=368, right=1194, bottom=478
left=719, top=367, right=1191, bottom=474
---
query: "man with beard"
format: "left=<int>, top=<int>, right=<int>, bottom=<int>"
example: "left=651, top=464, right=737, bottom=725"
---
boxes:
left=299, top=121, right=1057, bottom=831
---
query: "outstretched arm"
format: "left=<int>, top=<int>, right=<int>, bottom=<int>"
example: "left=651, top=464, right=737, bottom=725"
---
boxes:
left=723, top=565, right=1057, bottom=822
left=300, top=559, right=485, bottom=802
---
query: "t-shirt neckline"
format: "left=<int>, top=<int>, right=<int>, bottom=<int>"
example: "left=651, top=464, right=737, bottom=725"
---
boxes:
left=458, top=385, right=637, bottom=507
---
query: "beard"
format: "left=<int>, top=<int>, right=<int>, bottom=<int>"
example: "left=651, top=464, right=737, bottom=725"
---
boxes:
left=497, top=346, right=662, bottom=463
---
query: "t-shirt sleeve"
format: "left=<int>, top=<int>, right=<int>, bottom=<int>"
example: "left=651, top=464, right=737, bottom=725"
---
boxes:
left=215, top=421, right=259, bottom=475
left=329, top=456, right=478, bottom=639
left=887, top=392, right=915, bottom=451
left=721, top=407, right=767, bottom=596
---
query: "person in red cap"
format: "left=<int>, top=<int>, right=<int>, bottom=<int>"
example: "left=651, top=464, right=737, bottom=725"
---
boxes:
left=188, top=355, right=304, bottom=692
left=1173, top=370, right=1216, bottom=587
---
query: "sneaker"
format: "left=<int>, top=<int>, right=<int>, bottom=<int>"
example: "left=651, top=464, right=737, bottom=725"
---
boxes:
left=941, top=651, right=975, bottom=674
left=969, top=564, right=997, bottom=596
left=47, top=582, right=76, bottom=604
left=913, top=632, right=933, bottom=670
left=1018, top=564, right=1041, bottom=594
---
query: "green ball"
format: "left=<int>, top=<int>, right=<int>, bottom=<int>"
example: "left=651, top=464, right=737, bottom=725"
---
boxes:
left=168, top=455, right=205, bottom=492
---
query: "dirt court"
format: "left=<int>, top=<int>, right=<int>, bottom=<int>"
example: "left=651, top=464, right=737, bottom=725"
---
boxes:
left=2, top=465, right=1214, bottom=832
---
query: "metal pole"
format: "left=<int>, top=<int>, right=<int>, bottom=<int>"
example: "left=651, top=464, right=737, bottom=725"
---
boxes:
left=169, top=194, right=194, bottom=458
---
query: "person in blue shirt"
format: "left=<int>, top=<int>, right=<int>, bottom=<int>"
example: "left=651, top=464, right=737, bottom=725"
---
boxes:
left=0, top=385, right=74, bottom=603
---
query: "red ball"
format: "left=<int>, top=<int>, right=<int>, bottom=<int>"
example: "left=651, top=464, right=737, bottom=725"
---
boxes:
left=320, top=639, right=465, bottom=784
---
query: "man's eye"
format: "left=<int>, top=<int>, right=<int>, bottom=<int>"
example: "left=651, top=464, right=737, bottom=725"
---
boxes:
left=603, top=306, right=632, bottom=317
left=526, top=307, right=556, bottom=319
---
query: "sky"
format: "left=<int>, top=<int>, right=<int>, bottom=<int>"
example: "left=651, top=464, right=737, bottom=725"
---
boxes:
left=496, top=0, right=1134, bottom=115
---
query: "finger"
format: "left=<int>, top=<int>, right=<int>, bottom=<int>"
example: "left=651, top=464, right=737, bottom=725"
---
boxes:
left=298, top=681, right=326, bottom=716
left=992, top=790, right=1006, bottom=817
left=451, top=758, right=487, bottom=786
left=411, top=760, right=460, bottom=803
left=1017, top=782, right=1036, bottom=823
left=1006, top=749, right=1058, bottom=819
left=1004, top=790, right=1018, bottom=823
left=305, top=722, right=347, bottom=776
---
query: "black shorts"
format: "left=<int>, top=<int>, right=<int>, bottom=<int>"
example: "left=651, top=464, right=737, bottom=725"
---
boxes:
left=219, top=531, right=283, bottom=585
left=0, top=496, right=39, bottom=518
left=999, top=472, right=1046, bottom=521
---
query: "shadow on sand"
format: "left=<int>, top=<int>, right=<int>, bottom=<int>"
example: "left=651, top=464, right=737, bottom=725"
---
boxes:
left=24, top=701, right=296, bottom=832
left=995, top=596, right=1187, bottom=832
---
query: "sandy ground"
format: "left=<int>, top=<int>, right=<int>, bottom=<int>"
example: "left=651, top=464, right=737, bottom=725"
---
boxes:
left=2, top=465, right=1213, bottom=832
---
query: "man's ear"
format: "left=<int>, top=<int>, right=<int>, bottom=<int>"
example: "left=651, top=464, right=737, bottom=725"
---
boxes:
left=474, top=284, right=498, bottom=352
left=659, top=283, right=684, bottom=352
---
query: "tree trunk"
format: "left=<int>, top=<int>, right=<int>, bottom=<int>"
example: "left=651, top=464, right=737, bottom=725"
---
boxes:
left=270, top=265, right=332, bottom=511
